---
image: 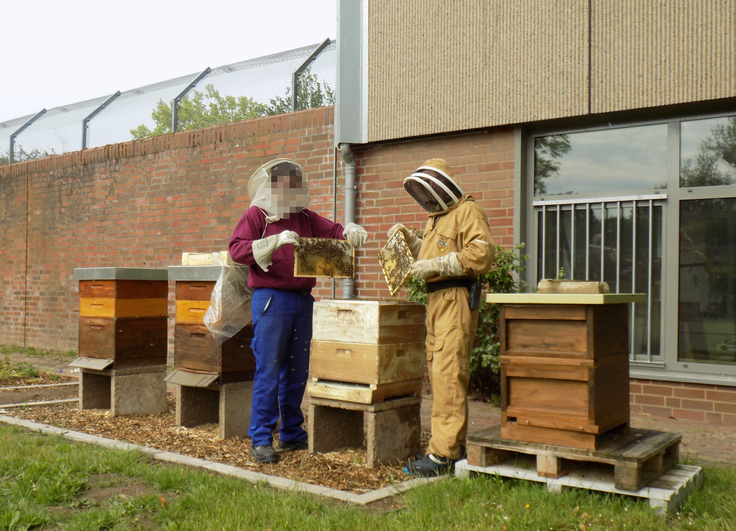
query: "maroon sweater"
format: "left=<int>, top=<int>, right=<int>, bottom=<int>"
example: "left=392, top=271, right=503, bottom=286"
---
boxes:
left=229, top=207, right=344, bottom=290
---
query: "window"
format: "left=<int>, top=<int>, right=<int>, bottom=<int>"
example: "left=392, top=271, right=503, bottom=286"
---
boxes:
left=534, top=125, right=668, bottom=196
left=530, top=113, right=736, bottom=376
left=535, top=198, right=663, bottom=359
left=680, top=117, right=736, bottom=188
left=678, top=198, right=736, bottom=366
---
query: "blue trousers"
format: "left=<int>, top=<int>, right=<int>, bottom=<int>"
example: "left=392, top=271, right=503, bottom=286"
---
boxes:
left=249, top=288, right=313, bottom=446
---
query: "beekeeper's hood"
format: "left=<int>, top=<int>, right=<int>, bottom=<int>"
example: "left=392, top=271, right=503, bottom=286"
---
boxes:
left=403, top=158, right=464, bottom=213
left=247, top=158, right=310, bottom=222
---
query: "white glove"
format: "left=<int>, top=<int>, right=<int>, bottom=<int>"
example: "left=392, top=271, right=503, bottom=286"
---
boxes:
left=276, top=230, right=300, bottom=248
left=410, top=253, right=464, bottom=280
left=343, top=222, right=368, bottom=248
left=253, top=230, right=300, bottom=272
left=387, top=223, right=423, bottom=258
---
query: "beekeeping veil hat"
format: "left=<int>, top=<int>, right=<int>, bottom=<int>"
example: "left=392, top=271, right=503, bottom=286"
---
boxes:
left=247, top=158, right=310, bottom=222
left=403, top=158, right=464, bottom=213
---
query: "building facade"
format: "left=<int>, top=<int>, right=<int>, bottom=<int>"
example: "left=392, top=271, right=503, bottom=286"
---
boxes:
left=336, top=0, right=736, bottom=422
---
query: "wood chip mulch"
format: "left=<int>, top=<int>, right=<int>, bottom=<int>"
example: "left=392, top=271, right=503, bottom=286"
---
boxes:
left=2, top=381, right=428, bottom=494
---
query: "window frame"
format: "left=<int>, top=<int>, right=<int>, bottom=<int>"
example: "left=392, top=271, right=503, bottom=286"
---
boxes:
left=523, top=111, right=736, bottom=384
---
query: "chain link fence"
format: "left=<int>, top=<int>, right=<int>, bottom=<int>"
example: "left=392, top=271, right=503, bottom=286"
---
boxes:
left=0, top=40, right=335, bottom=165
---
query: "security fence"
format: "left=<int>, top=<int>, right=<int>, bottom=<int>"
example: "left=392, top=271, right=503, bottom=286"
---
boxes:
left=0, top=40, right=335, bottom=165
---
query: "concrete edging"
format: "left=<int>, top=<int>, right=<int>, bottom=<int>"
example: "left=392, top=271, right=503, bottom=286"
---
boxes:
left=0, top=414, right=442, bottom=505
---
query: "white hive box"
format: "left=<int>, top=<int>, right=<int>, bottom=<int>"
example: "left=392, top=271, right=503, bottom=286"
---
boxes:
left=310, top=300, right=427, bottom=402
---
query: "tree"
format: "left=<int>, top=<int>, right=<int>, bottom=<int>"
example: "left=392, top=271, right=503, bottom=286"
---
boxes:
left=0, top=146, right=56, bottom=166
left=266, top=70, right=335, bottom=115
left=131, top=69, right=335, bottom=140
left=131, top=85, right=268, bottom=139
left=533, top=134, right=571, bottom=196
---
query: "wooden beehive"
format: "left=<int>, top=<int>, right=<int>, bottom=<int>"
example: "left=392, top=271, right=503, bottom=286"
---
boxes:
left=312, top=299, right=426, bottom=346
left=309, top=300, right=426, bottom=402
left=170, top=266, right=256, bottom=384
left=75, top=268, right=168, bottom=369
left=488, top=293, right=645, bottom=450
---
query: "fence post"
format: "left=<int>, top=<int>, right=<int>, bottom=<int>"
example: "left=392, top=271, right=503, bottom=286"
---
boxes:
left=82, top=91, right=121, bottom=149
left=171, top=67, right=211, bottom=133
left=292, top=38, right=332, bottom=112
left=9, top=109, right=46, bottom=164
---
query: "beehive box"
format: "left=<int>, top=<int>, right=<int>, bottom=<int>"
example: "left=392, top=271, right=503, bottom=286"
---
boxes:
left=169, top=266, right=256, bottom=384
left=294, top=238, right=354, bottom=278
left=378, top=229, right=414, bottom=296
left=310, top=299, right=426, bottom=388
left=488, top=293, right=646, bottom=450
left=312, top=299, right=426, bottom=345
left=74, top=268, right=168, bottom=369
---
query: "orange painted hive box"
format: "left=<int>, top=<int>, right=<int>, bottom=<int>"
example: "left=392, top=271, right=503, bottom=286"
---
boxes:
left=74, top=268, right=169, bottom=369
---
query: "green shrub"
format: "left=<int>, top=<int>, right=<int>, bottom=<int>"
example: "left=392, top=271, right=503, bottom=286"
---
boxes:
left=405, top=243, right=529, bottom=396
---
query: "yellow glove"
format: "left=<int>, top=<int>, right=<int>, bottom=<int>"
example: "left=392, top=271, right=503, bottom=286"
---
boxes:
left=410, top=253, right=463, bottom=280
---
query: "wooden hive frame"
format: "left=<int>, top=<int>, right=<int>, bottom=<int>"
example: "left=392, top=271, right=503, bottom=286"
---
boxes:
left=294, top=238, right=354, bottom=278
left=378, top=229, right=414, bottom=296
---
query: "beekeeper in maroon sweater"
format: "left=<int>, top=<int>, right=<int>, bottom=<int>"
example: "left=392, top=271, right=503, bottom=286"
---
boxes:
left=229, top=158, right=367, bottom=464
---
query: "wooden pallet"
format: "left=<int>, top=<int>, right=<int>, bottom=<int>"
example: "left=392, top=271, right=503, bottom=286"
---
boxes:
left=455, top=460, right=702, bottom=516
left=467, top=425, right=681, bottom=492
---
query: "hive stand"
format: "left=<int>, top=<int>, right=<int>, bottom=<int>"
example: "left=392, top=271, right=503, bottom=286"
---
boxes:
left=308, top=395, right=421, bottom=467
left=173, top=378, right=253, bottom=439
left=458, top=427, right=700, bottom=516
left=72, top=268, right=169, bottom=417
left=79, top=365, right=169, bottom=416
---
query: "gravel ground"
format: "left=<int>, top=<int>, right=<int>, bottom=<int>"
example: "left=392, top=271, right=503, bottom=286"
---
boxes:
left=1, top=375, right=423, bottom=493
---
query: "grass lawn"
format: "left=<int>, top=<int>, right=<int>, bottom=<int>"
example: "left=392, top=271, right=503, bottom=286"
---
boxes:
left=1, top=425, right=735, bottom=530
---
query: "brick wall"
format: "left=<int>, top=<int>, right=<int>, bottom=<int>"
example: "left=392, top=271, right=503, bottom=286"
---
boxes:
left=0, top=110, right=517, bottom=352
left=631, top=378, right=736, bottom=425
left=349, top=129, right=517, bottom=298
left=0, top=108, right=338, bottom=351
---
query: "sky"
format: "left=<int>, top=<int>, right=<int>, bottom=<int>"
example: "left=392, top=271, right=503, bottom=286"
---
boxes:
left=0, top=0, right=337, bottom=124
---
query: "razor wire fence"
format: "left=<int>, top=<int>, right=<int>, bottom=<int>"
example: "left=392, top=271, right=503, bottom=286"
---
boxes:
left=0, top=39, right=335, bottom=166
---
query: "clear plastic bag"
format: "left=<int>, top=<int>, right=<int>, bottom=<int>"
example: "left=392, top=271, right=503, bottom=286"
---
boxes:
left=203, top=253, right=252, bottom=345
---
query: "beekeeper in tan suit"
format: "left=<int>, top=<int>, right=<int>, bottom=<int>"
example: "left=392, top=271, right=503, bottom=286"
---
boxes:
left=389, top=158, right=495, bottom=477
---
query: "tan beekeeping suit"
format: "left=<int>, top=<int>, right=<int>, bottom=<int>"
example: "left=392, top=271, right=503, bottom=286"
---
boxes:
left=417, top=180, right=495, bottom=460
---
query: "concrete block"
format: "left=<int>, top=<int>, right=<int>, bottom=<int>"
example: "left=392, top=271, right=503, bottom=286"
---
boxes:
left=308, top=404, right=364, bottom=454
left=176, top=385, right=219, bottom=427
left=366, top=404, right=420, bottom=467
left=111, top=368, right=168, bottom=416
left=80, top=370, right=111, bottom=410
left=219, top=381, right=253, bottom=439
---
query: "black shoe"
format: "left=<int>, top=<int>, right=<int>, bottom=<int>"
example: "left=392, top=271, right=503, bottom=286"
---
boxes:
left=415, top=446, right=465, bottom=462
left=404, top=454, right=453, bottom=477
left=250, top=445, right=278, bottom=463
left=277, top=437, right=308, bottom=451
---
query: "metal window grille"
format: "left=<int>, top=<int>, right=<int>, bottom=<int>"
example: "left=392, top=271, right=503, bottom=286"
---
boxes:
left=533, top=194, right=666, bottom=361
